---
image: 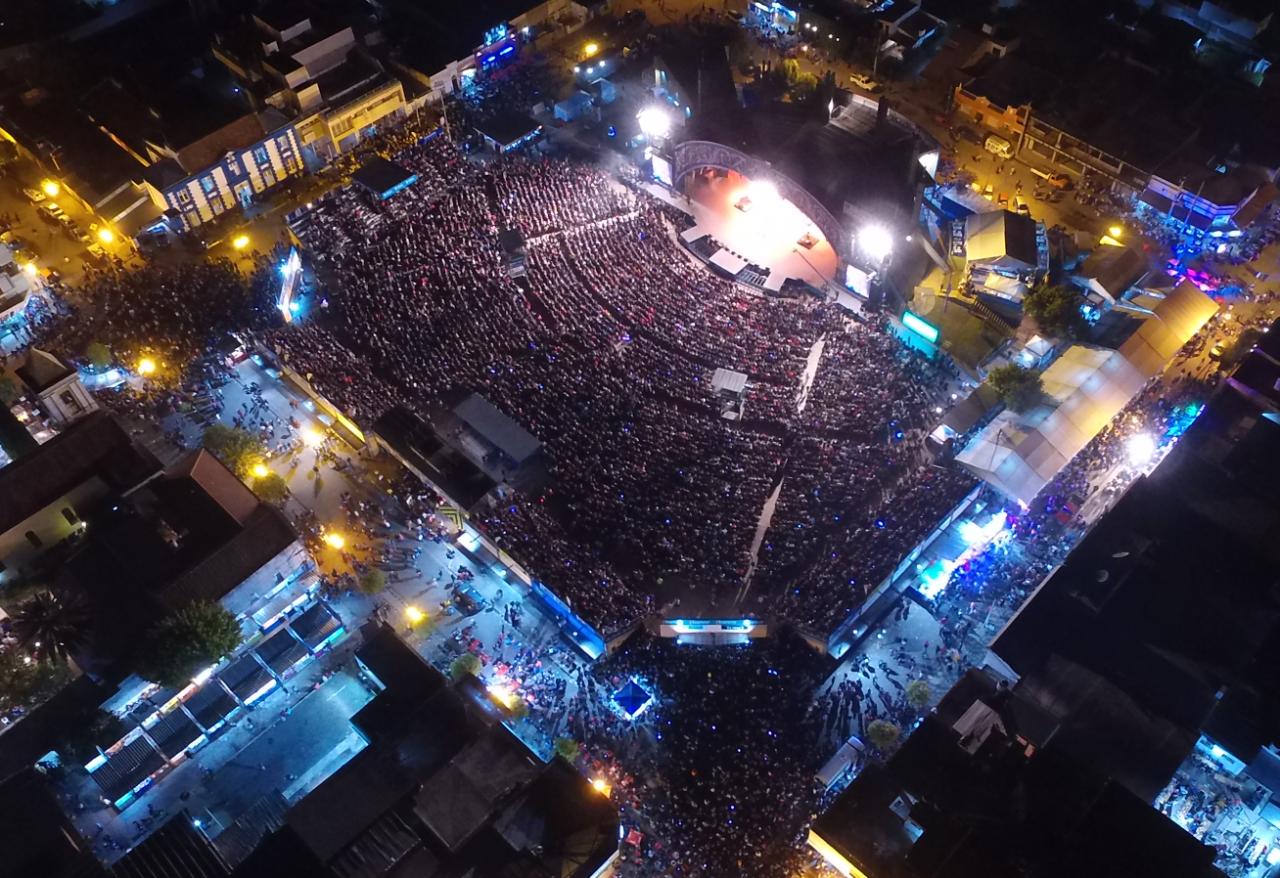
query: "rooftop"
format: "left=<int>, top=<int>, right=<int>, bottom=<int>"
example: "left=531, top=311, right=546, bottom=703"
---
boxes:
left=0, top=410, right=162, bottom=535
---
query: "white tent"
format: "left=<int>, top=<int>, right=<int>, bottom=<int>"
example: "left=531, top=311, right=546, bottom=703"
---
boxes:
left=1118, top=281, right=1218, bottom=378
left=957, top=345, right=1147, bottom=504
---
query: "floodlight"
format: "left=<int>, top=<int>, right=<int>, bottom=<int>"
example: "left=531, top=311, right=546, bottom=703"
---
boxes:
left=745, top=179, right=779, bottom=205
left=1126, top=433, right=1156, bottom=466
left=857, top=224, right=894, bottom=262
left=636, top=106, right=671, bottom=140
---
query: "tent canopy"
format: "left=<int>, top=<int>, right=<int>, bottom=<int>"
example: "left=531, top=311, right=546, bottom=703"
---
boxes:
left=964, top=210, right=1038, bottom=271
left=957, top=345, right=1147, bottom=504
left=1118, top=281, right=1218, bottom=378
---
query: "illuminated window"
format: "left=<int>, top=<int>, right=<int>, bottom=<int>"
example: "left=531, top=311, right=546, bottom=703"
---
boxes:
left=200, top=176, right=217, bottom=195
left=253, top=146, right=270, bottom=166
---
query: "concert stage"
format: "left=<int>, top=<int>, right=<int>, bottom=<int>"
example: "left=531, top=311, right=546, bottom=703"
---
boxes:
left=680, top=170, right=839, bottom=293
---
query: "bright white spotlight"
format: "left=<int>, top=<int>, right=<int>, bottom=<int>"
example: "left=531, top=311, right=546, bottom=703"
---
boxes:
left=745, top=179, right=779, bottom=205
left=1126, top=433, right=1156, bottom=466
left=636, top=106, right=671, bottom=140
left=857, top=224, right=894, bottom=262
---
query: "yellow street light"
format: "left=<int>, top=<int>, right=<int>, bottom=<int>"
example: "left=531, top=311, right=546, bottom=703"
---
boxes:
left=405, top=606, right=426, bottom=625
left=231, top=234, right=250, bottom=251
left=486, top=682, right=518, bottom=710
left=1108, top=225, right=1123, bottom=239
left=302, top=425, right=325, bottom=447
left=251, top=462, right=270, bottom=479
left=21, top=262, right=37, bottom=276
left=583, top=42, right=599, bottom=57
left=136, top=357, right=157, bottom=376
left=322, top=532, right=346, bottom=550
left=41, top=179, right=60, bottom=198
left=97, top=227, right=115, bottom=244
left=590, top=777, right=612, bottom=796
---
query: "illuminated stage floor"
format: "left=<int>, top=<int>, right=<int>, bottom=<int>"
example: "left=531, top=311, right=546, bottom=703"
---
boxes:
left=683, top=174, right=839, bottom=291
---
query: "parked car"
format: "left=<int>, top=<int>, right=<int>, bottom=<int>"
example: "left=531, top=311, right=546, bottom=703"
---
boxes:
left=1208, top=342, right=1226, bottom=360
left=849, top=72, right=881, bottom=92
left=21, top=187, right=46, bottom=204
left=38, top=202, right=64, bottom=223
left=85, top=243, right=110, bottom=265
left=455, top=582, right=485, bottom=616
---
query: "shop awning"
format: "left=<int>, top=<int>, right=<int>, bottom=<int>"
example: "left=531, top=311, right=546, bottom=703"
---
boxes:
left=1232, top=183, right=1277, bottom=230
left=1138, top=188, right=1173, bottom=213
left=1170, top=204, right=1215, bottom=230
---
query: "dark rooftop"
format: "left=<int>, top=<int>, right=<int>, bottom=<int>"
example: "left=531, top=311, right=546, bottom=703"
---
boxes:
left=474, top=111, right=542, bottom=149
left=0, top=410, right=162, bottom=535
left=813, top=669, right=1223, bottom=878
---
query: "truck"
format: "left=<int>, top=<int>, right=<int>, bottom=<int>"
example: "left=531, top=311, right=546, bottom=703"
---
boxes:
left=984, top=134, right=1014, bottom=159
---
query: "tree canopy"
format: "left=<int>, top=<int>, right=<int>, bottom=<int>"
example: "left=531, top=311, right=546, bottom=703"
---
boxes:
left=450, top=653, right=482, bottom=681
left=866, top=719, right=901, bottom=751
left=358, top=569, right=387, bottom=595
left=905, top=679, right=932, bottom=710
left=201, top=424, right=267, bottom=480
left=1023, top=284, right=1086, bottom=339
left=136, top=601, right=242, bottom=688
left=987, top=364, right=1044, bottom=413
left=13, top=590, right=92, bottom=665
left=252, top=472, right=290, bottom=505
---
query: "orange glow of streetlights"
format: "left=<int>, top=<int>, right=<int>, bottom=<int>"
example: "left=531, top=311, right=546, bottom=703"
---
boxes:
left=322, top=532, right=346, bottom=550
left=136, top=357, right=157, bottom=376
left=97, top=227, right=115, bottom=244
left=231, top=234, right=250, bottom=251
left=590, top=777, right=612, bottom=796
left=41, top=179, right=60, bottom=198
left=405, top=606, right=426, bottom=625
left=251, top=462, right=270, bottom=479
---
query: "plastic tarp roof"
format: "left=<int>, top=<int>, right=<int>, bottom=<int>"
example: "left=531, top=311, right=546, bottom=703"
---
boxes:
left=1118, top=281, right=1218, bottom=378
left=958, top=345, right=1146, bottom=504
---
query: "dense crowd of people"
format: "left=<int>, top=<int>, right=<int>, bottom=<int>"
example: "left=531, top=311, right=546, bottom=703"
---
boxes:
left=267, top=132, right=970, bottom=639
left=269, top=132, right=968, bottom=638
left=575, top=633, right=833, bottom=878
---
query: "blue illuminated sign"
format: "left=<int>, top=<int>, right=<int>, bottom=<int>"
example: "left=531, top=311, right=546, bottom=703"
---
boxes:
left=483, top=23, right=510, bottom=46
left=902, top=311, right=940, bottom=344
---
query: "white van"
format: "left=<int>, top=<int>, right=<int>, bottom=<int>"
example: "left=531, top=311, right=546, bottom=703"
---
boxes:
left=984, top=134, right=1014, bottom=159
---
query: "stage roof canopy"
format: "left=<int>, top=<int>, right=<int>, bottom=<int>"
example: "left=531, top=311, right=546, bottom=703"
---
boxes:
left=352, top=157, right=417, bottom=200
left=964, top=210, right=1039, bottom=271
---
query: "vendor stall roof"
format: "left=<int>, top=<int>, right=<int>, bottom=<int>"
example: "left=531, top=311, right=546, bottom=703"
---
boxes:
left=475, top=111, right=540, bottom=149
left=352, top=156, right=418, bottom=200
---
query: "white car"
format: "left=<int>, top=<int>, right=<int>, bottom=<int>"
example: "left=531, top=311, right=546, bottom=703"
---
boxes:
left=22, top=187, right=46, bottom=204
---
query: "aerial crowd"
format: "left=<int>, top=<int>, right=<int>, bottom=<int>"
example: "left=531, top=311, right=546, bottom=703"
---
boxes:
left=269, top=130, right=973, bottom=639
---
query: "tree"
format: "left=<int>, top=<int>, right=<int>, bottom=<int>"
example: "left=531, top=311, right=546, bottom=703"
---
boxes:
left=252, top=472, right=290, bottom=505
left=905, top=679, right=932, bottom=710
left=866, top=719, right=900, bottom=751
left=358, top=569, right=386, bottom=595
left=58, top=709, right=127, bottom=766
left=13, top=590, right=92, bottom=665
left=136, top=601, right=242, bottom=688
left=986, top=364, right=1043, bottom=413
left=83, top=342, right=112, bottom=370
left=450, top=653, right=482, bottom=681
left=201, top=425, right=267, bottom=480
left=554, top=737, right=580, bottom=763
left=0, top=376, right=19, bottom=405
left=0, top=650, right=71, bottom=715
left=1023, top=284, right=1086, bottom=339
